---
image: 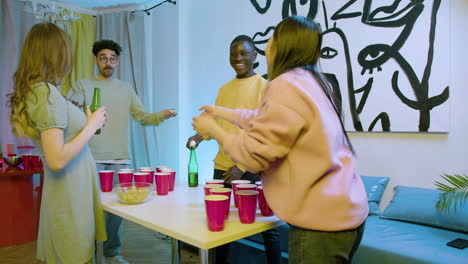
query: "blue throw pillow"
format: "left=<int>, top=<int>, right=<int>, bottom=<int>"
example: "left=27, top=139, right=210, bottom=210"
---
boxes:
left=381, top=185, right=468, bottom=233
left=361, top=176, right=390, bottom=215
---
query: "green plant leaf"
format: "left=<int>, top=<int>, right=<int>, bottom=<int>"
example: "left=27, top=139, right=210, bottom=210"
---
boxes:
left=434, top=174, right=468, bottom=215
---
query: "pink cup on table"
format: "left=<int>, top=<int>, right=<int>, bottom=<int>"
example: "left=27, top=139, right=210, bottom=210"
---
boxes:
left=134, top=172, right=150, bottom=187
left=237, top=190, right=259, bottom=224
left=99, top=170, right=114, bottom=192
left=231, top=180, right=251, bottom=208
left=155, top=165, right=170, bottom=172
left=159, top=167, right=176, bottom=191
left=206, top=179, right=225, bottom=185
left=235, top=183, right=257, bottom=208
left=118, top=171, right=134, bottom=184
left=140, top=169, right=155, bottom=184
left=204, top=184, right=224, bottom=196
left=204, top=195, right=229, bottom=232
left=210, top=187, right=232, bottom=220
left=155, top=172, right=170, bottom=195
left=257, top=186, right=274, bottom=216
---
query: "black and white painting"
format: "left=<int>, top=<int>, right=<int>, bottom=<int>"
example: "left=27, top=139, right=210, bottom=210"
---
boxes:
left=248, top=0, right=450, bottom=132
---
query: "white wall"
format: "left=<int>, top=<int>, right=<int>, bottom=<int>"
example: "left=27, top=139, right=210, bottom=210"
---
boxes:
left=151, top=0, right=468, bottom=200
left=149, top=4, right=180, bottom=171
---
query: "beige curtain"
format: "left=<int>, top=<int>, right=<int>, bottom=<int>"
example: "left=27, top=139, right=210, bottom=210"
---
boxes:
left=61, top=13, right=95, bottom=95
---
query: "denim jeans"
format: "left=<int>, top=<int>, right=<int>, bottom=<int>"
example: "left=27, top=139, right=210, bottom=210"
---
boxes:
left=96, top=163, right=128, bottom=257
left=288, top=221, right=365, bottom=264
left=213, top=169, right=282, bottom=264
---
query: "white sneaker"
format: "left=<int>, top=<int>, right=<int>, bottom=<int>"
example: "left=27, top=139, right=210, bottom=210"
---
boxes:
left=105, top=255, right=129, bottom=264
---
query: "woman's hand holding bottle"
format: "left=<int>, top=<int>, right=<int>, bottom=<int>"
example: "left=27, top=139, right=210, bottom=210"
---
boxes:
left=85, top=106, right=107, bottom=133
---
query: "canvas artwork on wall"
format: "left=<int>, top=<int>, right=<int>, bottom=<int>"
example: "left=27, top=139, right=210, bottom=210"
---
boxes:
left=248, top=0, right=450, bottom=133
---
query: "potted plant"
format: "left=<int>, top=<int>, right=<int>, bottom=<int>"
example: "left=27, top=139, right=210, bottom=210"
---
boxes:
left=434, top=174, right=468, bottom=214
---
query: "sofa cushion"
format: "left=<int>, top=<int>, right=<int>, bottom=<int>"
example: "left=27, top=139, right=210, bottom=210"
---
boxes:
left=354, top=215, right=468, bottom=264
left=381, top=185, right=468, bottom=233
left=361, top=176, right=390, bottom=215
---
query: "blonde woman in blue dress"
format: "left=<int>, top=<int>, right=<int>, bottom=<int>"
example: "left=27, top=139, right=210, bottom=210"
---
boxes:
left=8, top=23, right=107, bottom=264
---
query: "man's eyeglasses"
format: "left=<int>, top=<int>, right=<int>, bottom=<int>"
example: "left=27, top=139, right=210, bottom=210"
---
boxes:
left=97, top=56, right=118, bottom=64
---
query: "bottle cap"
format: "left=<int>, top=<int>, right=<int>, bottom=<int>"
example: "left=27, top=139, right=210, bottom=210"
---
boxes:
left=189, top=140, right=196, bottom=148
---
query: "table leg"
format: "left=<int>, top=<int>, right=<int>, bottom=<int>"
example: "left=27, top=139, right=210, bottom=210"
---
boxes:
left=171, top=238, right=180, bottom=264
left=199, top=248, right=214, bottom=264
left=96, top=240, right=103, bottom=264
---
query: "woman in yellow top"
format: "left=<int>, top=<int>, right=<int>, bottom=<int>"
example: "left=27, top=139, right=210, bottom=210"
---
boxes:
left=8, top=23, right=107, bottom=264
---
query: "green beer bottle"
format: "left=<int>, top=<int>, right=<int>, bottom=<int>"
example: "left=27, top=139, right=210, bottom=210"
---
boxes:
left=188, top=141, right=198, bottom=187
left=90, top=87, right=101, bottom=134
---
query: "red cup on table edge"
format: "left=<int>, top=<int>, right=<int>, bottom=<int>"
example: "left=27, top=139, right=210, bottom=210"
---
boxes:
left=99, top=170, right=115, bottom=192
left=204, top=184, right=224, bottom=196
left=155, top=172, right=170, bottom=195
left=210, top=187, right=232, bottom=220
left=255, top=181, right=262, bottom=187
left=205, top=195, right=229, bottom=232
left=231, top=180, right=251, bottom=208
left=159, top=167, right=176, bottom=191
left=206, top=179, right=225, bottom=185
left=140, top=169, right=155, bottom=184
left=237, top=190, right=259, bottom=224
left=118, top=171, right=134, bottom=184
left=134, top=172, right=150, bottom=187
left=257, top=186, right=274, bottom=216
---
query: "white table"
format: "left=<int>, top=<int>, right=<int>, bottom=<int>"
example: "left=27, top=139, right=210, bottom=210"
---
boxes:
left=100, top=184, right=284, bottom=264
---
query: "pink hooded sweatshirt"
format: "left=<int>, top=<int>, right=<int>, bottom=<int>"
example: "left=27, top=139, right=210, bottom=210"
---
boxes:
left=222, top=68, right=368, bottom=231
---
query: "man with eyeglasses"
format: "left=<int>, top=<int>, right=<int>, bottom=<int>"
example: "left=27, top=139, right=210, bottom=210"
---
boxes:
left=70, top=40, right=177, bottom=264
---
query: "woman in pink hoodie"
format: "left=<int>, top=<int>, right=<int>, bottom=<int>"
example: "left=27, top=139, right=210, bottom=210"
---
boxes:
left=193, top=16, right=368, bottom=263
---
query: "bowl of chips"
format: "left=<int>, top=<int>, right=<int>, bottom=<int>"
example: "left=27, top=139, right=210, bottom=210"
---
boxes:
left=114, top=183, right=153, bottom=205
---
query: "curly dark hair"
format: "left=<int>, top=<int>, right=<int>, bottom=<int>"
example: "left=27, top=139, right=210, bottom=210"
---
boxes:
left=92, top=40, right=123, bottom=56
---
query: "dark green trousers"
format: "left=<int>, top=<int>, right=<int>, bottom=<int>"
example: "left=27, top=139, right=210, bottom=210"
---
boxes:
left=288, top=221, right=365, bottom=264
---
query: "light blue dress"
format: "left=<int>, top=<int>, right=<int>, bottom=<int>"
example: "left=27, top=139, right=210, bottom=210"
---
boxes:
left=26, top=82, right=106, bottom=264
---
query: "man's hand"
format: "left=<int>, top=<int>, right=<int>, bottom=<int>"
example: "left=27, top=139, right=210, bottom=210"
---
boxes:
left=222, top=165, right=244, bottom=184
left=186, top=134, right=203, bottom=149
left=163, top=109, right=177, bottom=119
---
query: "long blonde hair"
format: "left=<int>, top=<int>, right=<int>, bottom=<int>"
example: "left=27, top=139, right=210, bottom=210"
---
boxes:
left=8, top=23, right=72, bottom=138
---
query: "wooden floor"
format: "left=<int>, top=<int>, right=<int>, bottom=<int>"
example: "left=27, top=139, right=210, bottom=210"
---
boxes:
left=0, top=219, right=200, bottom=264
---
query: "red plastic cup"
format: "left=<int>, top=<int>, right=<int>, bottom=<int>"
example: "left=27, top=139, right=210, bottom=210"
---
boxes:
left=139, top=167, right=152, bottom=171
left=231, top=180, right=251, bottom=208
left=204, top=195, right=229, bottom=232
left=155, top=172, right=170, bottom=195
left=155, top=165, right=170, bottom=172
left=159, top=167, right=176, bottom=191
left=22, top=155, right=32, bottom=170
left=134, top=172, right=150, bottom=187
left=204, top=184, right=224, bottom=196
left=31, top=155, right=40, bottom=170
left=210, top=187, right=232, bottom=220
left=99, top=170, right=114, bottom=192
left=118, top=171, right=134, bottom=184
left=140, top=169, right=155, bottom=184
left=255, top=181, right=262, bottom=187
left=237, top=190, right=258, bottom=224
left=206, top=179, right=224, bottom=185
left=119, top=168, right=134, bottom=173
left=257, top=186, right=274, bottom=216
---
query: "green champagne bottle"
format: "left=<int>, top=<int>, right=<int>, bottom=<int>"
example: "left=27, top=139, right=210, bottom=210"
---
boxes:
left=90, top=87, right=101, bottom=135
left=188, top=141, right=198, bottom=187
